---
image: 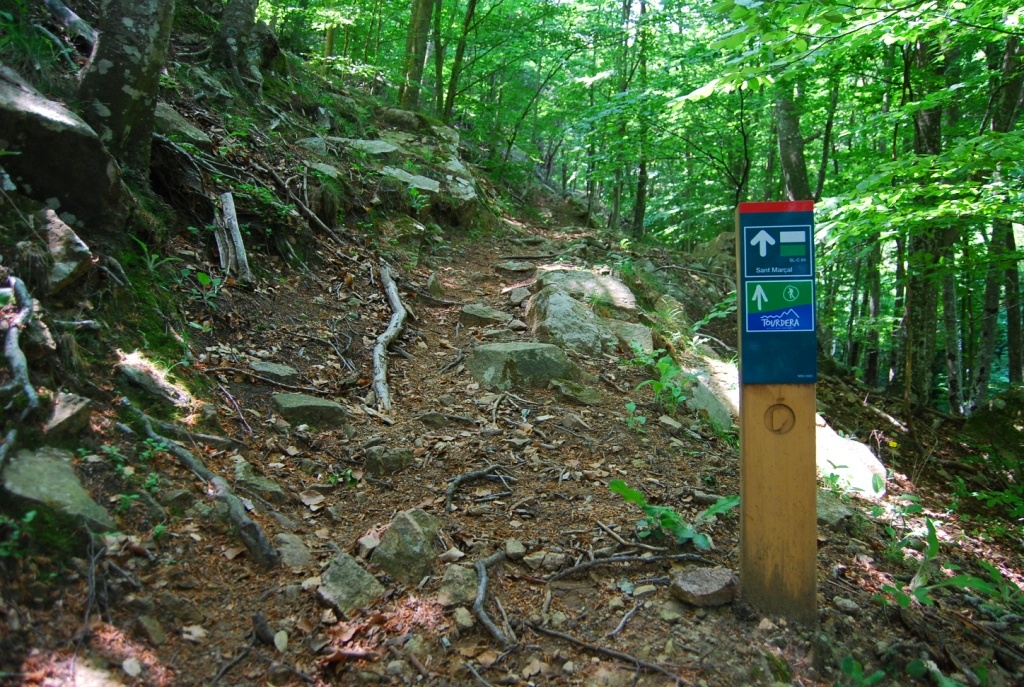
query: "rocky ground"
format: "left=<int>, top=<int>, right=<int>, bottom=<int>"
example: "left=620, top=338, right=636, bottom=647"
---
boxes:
left=2, top=190, right=1023, bottom=687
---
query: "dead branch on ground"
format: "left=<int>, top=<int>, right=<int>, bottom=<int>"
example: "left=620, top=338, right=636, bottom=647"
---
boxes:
left=474, top=550, right=512, bottom=648
left=372, top=263, right=407, bottom=411
left=446, top=464, right=500, bottom=513
left=546, top=552, right=714, bottom=583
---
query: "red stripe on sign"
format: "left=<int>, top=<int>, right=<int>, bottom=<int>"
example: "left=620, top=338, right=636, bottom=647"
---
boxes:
left=739, top=201, right=814, bottom=213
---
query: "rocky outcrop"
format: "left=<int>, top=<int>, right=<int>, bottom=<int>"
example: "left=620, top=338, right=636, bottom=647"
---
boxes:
left=0, top=67, right=130, bottom=234
left=536, top=269, right=639, bottom=322
left=466, top=342, right=579, bottom=390
left=526, top=286, right=616, bottom=356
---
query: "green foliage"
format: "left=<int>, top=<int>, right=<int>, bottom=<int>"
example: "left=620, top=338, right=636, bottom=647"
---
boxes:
left=623, top=401, right=646, bottom=432
left=0, top=510, right=37, bottom=558
left=689, top=291, right=736, bottom=336
left=0, top=0, right=65, bottom=92
left=608, top=479, right=738, bottom=550
left=328, top=468, right=358, bottom=488
left=838, top=656, right=885, bottom=686
left=627, top=345, right=695, bottom=415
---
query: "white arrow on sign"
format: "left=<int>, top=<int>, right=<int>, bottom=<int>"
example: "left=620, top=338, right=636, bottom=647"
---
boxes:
left=753, top=284, right=768, bottom=310
left=750, top=230, right=776, bottom=257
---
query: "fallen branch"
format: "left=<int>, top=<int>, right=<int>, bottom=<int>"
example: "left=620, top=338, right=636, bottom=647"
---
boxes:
left=125, top=400, right=280, bottom=568
left=525, top=621, right=686, bottom=685
left=205, top=366, right=345, bottom=394
left=474, top=550, right=511, bottom=648
left=446, top=464, right=500, bottom=513
left=546, top=552, right=714, bottom=583
left=607, top=601, right=645, bottom=638
left=1, top=277, right=40, bottom=422
left=596, top=521, right=667, bottom=552
left=217, top=383, right=253, bottom=435
left=217, top=192, right=254, bottom=283
left=372, top=263, right=408, bottom=411
left=260, top=164, right=352, bottom=252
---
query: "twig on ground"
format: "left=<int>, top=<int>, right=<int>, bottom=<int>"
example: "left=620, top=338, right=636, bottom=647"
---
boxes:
left=446, top=465, right=500, bottom=513
left=608, top=601, right=645, bottom=638
left=217, top=384, right=253, bottom=435
left=372, top=263, right=408, bottom=412
left=465, top=662, right=497, bottom=687
left=474, top=550, right=512, bottom=647
left=52, top=319, right=101, bottom=331
left=146, top=409, right=245, bottom=446
left=547, top=553, right=714, bottom=583
left=440, top=350, right=465, bottom=373
left=205, top=366, right=349, bottom=394
left=211, top=638, right=256, bottom=684
left=284, top=329, right=346, bottom=361
left=596, top=521, right=667, bottom=552
left=388, top=644, right=430, bottom=678
left=525, top=621, right=686, bottom=685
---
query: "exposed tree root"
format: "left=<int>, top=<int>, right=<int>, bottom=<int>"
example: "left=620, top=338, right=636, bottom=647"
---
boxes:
left=141, top=412, right=243, bottom=448
left=546, top=552, right=714, bottom=583
left=216, top=192, right=254, bottom=283
left=1, top=276, right=40, bottom=422
left=474, top=550, right=512, bottom=648
left=446, top=464, right=500, bottom=513
left=372, top=263, right=408, bottom=411
left=525, top=621, right=687, bottom=685
left=125, top=400, right=280, bottom=568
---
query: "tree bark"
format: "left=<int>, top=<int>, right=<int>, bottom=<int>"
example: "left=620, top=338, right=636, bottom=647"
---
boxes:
left=863, top=240, right=882, bottom=387
left=775, top=83, right=813, bottom=201
left=213, top=0, right=259, bottom=92
left=939, top=227, right=965, bottom=415
left=77, top=0, right=175, bottom=184
left=968, top=221, right=1011, bottom=411
left=398, top=0, right=433, bottom=110
left=442, top=0, right=478, bottom=121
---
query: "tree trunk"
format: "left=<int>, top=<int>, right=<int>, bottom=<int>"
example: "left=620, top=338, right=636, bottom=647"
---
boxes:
left=969, top=221, right=1011, bottom=411
left=845, top=258, right=862, bottom=368
left=775, top=83, right=813, bottom=201
left=888, top=234, right=907, bottom=388
left=213, top=0, right=259, bottom=92
left=813, top=81, right=839, bottom=201
left=631, top=0, right=648, bottom=240
left=1007, top=229, right=1022, bottom=384
left=939, top=226, right=965, bottom=415
left=863, top=239, right=882, bottom=387
left=398, top=0, right=433, bottom=110
left=442, top=0, right=477, bottom=121
left=433, top=0, right=444, bottom=113
left=78, top=0, right=175, bottom=185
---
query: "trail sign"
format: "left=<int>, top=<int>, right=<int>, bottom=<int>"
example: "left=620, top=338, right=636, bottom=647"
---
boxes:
left=736, top=200, right=818, bottom=626
left=738, top=202, right=817, bottom=384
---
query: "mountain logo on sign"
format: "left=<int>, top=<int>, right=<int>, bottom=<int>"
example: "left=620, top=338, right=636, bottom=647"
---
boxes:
left=760, top=309, right=800, bottom=329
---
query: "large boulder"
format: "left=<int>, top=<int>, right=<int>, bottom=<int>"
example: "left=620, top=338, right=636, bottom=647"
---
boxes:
left=2, top=447, right=115, bottom=534
left=536, top=270, right=639, bottom=322
left=815, top=416, right=886, bottom=500
left=466, top=342, right=579, bottom=390
left=525, top=286, right=616, bottom=357
left=0, top=68, right=131, bottom=234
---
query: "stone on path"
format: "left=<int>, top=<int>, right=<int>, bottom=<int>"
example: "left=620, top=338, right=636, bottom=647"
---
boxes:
left=364, top=446, right=414, bottom=477
left=274, top=533, right=312, bottom=569
left=603, top=319, right=655, bottom=355
left=815, top=415, right=886, bottom=499
left=380, top=166, right=440, bottom=193
left=154, top=102, right=213, bottom=152
left=494, top=260, right=535, bottom=274
left=117, top=350, right=192, bottom=407
left=318, top=552, right=385, bottom=616
left=526, top=286, right=616, bottom=356
left=817, top=489, right=857, bottom=532
left=549, top=378, right=603, bottom=406
left=272, top=393, right=346, bottom=428
left=43, top=392, right=91, bottom=438
left=437, top=565, right=478, bottom=607
left=669, top=567, right=737, bottom=607
left=251, top=361, right=298, bottom=385
left=42, top=209, right=92, bottom=294
left=371, top=509, right=441, bottom=584
left=233, top=456, right=288, bottom=504
left=459, top=303, right=511, bottom=327
left=2, top=447, right=115, bottom=533
left=535, top=269, right=639, bottom=322
left=466, top=342, right=578, bottom=390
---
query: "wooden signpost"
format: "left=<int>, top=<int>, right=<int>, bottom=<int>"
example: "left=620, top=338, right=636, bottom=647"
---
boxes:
left=736, top=201, right=818, bottom=624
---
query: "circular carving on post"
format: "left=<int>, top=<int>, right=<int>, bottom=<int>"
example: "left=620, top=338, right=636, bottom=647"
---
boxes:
left=764, top=404, right=796, bottom=435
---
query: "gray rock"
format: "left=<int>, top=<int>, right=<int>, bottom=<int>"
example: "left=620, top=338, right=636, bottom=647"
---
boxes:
left=684, top=367, right=735, bottom=432
left=318, top=552, right=385, bottom=617
left=189, top=66, right=233, bottom=102
left=156, top=592, right=204, bottom=624
left=371, top=509, right=440, bottom=584
left=364, top=447, right=414, bottom=477
left=549, top=378, right=603, bottom=406
left=815, top=415, right=886, bottom=499
left=136, top=614, right=168, bottom=646
left=504, top=539, right=526, bottom=561
left=437, top=565, right=478, bottom=607
left=445, top=175, right=478, bottom=225
left=417, top=412, right=449, bottom=429
left=275, top=533, right=312, bottom=569
left=522, top=550, right=568, bottom=572
left=535, top=269, right=638, bottom=322
left=310, top=162, right=341, bottom=178
left=453, top=606, right=475, bottom=631
left=41, top=210, right=92, bottom=294
left=426, top=273, right=444, bottom=296
left=0, top=67, right=130, bottom=231
left=833, top=597, right=860, bottom=616
left=817, top=489, right=856, bottom=532
left=377, top=107, right=424, bottom=132
left=669, top=567, right=738, bottom=607
left=233, top=456, right=288, bottom=504
left=272, top=394, right=346, bottom=428
left=43, top=392, right=91, bottom=438
left=380, top=166, right=440, bottom=193
left=459, top=303, right=511, bottom=327
left=159, top=488, right=196, bottom=510
left=604, top=319, right=655, bottom=355
left=466, top=342, right=578, bottom=390
left=494, top=261, right=535, bottom=274
left=339, top=138, right=400, bottom=157
left=296, top=136, right=329, bottom=156
left=508, top=287, right=531, bottom=306
left=659, top=599, right=686, bottom=624
left=153, top=102, right=213, bottom=151
left=117, top=351, right=192, bottom=407
left=526, top=286, right=617, bottom=356
left=250, top=361, right=299, bottom=385
left=2, top=447, right=115, bottom=533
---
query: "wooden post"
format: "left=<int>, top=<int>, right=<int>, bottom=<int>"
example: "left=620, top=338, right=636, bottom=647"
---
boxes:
left=736, top=201, right=818, bottom=625
left=739, top=384, right=817, bottom=623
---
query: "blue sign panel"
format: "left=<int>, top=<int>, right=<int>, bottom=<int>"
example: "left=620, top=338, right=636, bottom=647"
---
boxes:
left=738, top=202, right=817, bottom=384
